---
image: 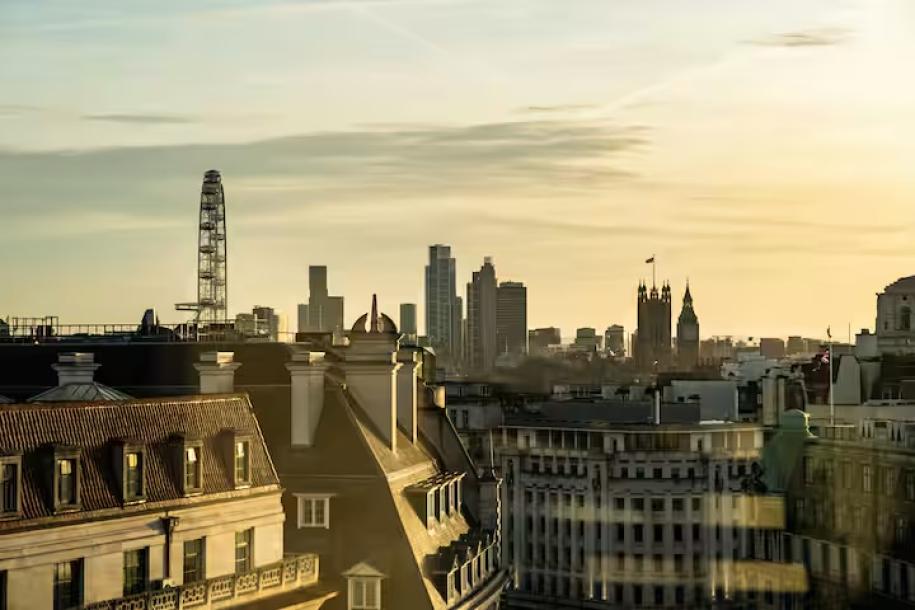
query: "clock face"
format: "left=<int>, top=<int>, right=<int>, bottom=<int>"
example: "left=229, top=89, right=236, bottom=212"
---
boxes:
left=680, top=326, right=698, bottom=341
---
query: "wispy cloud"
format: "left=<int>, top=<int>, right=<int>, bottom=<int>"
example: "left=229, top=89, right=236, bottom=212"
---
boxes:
left=748, top=27, right=850, bottom=48
left=82, top=113, right=198, bottom=126
left=0, top=118, right=645, bottom=237
left=517, top=104, right=599, bottom=114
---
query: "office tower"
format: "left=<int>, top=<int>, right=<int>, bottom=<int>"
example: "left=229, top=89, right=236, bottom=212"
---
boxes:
left=400, top=303, right=417, bottom=336
left=636, top=281, right=672, bottom=369
left=574, top=327, right=601, bottom=352
left=529, top=327, right=561, bottom=356
left=467, top=257, right=498, bottom=373
left=305, top=265, right=345, bottom=333
left=252, top=305, right=279, bottom=341
left=425, top=245, right=461, bottom=362
left=297, top=303, right=309, bottom=334
left=676, top=283, right=699, bottom=370
left=496, top=281, right=527, bottom=356
left=605, top=324, right=625, bottom=357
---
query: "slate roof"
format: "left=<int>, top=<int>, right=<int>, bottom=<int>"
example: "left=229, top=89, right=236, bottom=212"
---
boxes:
left=0, top=394, right=279, bottom=531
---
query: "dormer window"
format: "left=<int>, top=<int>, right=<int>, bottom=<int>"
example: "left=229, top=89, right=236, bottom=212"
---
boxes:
left=234, top=438, right=251, bottom=487
left=343, top=562, right=385, bottom=610
left=51, top=447, right=81, bottom=512
left=185, top=445, right=202, bottom=493
left=126, top=451, right=144, bottom=500
left=113, top=441, right=146, bottom=504
left=0, top=455, right=21, bottom=518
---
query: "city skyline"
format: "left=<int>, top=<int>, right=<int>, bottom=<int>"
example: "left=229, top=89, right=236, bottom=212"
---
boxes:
left=3, top=0, right=915, bottom=338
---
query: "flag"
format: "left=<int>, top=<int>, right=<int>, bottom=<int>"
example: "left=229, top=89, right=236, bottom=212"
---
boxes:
left=827, top=326, right=832, bottom=340
left=645, top=256, right=655, bottom=264
left=814, top=349, right=830, bottom=370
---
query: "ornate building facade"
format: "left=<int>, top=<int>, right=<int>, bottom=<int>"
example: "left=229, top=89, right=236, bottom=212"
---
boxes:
left=635, top=282, right=672, bottom=371
left=676, top=284, right=700, bottom=370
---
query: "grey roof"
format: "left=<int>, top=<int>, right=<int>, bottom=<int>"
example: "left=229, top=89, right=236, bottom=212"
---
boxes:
left=0, top=394, right=279, bottom=531
left=28, top=382, right=133, bottom=403
left=503, top=400, right=701, bottom=429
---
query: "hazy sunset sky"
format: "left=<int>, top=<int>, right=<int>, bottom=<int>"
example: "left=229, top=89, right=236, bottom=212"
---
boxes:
left=2, top=0, right=914, bottom=340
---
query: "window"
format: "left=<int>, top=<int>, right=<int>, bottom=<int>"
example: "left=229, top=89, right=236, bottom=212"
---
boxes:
left=0, top=570, right=6, bottom=610
left=863, top=465, right=872, bottom=492
left=54, top=559, right=82, bottom=610
left=123, top=548, right=149, bottom=596
left=349, top=577, right=381, bottom=610
left=235, top=529, right=253, bottom=573
left=0, top=459, right=20, bottom=516
left=234, top=439, right=251, bottom=486
left=183, top=538, right=205, bottom=584
left=651, top=498, right=664, bottom=513
left=56, top=458, right=78, bottom=508
left=125, top=451, right=144, bottom=501
left=907, top=472, right=915, bottom=501
left=184, top=445, right=202, bottom=493
left=297, top=494, right=330, bottom=528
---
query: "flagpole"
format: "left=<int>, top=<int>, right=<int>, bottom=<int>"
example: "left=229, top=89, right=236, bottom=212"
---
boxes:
left=828, top=334, right=834, bottom=426
left=652, top=254, right=656, bottom=288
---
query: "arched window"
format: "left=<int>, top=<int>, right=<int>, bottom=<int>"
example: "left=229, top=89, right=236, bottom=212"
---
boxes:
left=901, top=306, right=912, bottom=331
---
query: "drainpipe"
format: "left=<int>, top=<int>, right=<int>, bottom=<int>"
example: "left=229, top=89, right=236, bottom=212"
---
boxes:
left=161, top=515, right=181, bottom=582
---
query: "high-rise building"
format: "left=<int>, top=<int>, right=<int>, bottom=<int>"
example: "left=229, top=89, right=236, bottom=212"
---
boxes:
left=635, top=281, right=672, bottom=369
left=529, top=327, right=561, bottom=356
left=304, top=265, right=345, bottom=333
left=467, top=257, right=498, bottom=373
left=399, top=303, right=417, bottom=336
left=605, top=324, right=625, bottom=357
left=297, top=303, right=309, bottom=333
left=425, top=245, right=462, bottom=364
left=676, top=283, right=699, bottom=370
left=496, top=281, right=527, bottom=356
left=573, top=327, right=601, bottom=352
left=399, top=302, right=417, bottom=344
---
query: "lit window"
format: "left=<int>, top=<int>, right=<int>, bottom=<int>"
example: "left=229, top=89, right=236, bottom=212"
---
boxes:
left=234, top=440, right=251, bottom=486
left=349, top=577, right=381, bottom=610
left=296, top=495, right=330, bottom=529
left=57, top=458, right=77, bottom=507
left=125, top=452, right=143, bottom=501
left=184, top=445, right=202, bottom=492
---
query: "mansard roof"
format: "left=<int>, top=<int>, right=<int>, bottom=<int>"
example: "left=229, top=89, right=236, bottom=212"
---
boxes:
left=0, top=394, right=279, bottom=531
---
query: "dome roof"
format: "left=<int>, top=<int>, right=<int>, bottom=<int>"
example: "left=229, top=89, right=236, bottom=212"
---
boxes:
left=884, top=275, right=915, bottom=293
left=29, top=382, right=133, bottom=403
left=350, top=294, right=399, bottom=335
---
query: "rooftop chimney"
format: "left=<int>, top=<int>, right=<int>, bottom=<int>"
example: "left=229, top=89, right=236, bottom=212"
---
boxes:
left=194, top=352, right=241, bottom=394
left=286, top=348, right=327, bottom=448
left=396, top=348, right=420, bottom=443
left=53, top=352, right=100, bottom=386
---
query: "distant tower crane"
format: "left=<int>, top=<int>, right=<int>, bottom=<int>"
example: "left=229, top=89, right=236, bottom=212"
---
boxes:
left=176, top=170, right=228, bottom=339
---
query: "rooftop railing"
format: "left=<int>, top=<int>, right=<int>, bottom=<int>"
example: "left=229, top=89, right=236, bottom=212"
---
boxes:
left=82, top=553, right=318, bottom=610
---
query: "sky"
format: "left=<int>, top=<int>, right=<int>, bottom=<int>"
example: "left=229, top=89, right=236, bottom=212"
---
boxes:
left=2, top=0, right=915, bottom=340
